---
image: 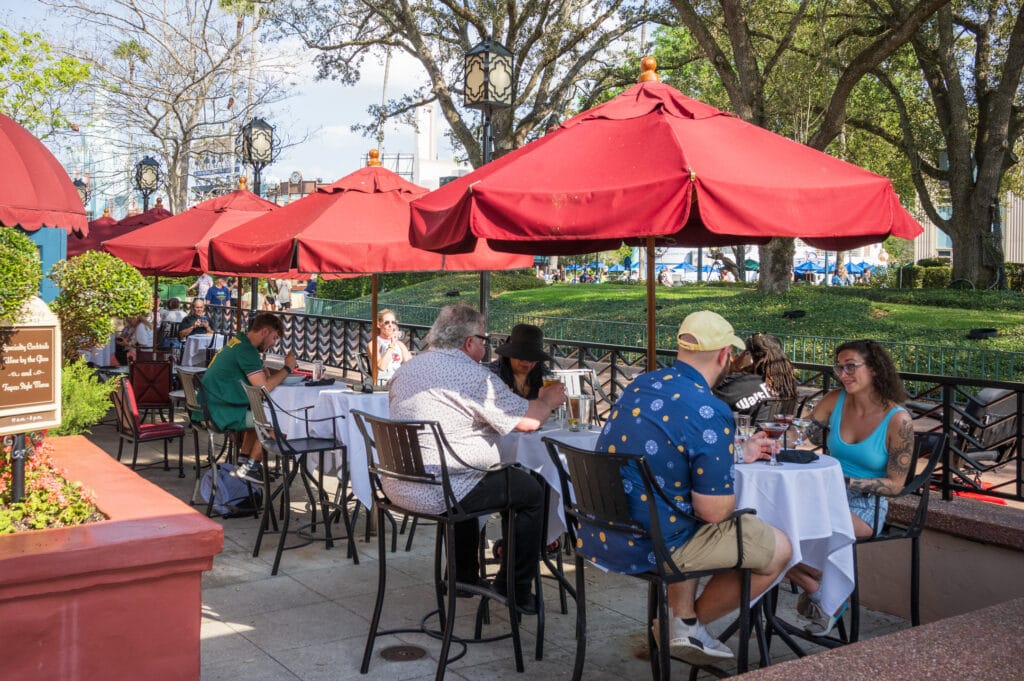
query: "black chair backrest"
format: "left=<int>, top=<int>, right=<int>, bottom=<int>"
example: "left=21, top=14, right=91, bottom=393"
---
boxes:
left=350, top=410, right=466, bottom=515
left=877, top=430, right=948, bottom=539
left=750, top=397, right=799, bottom=425
left=543, top=438, right=703, bottom=580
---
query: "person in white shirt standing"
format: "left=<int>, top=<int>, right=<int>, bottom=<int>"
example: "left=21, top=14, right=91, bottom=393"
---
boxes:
left=274, top=278, right=292, bottom=310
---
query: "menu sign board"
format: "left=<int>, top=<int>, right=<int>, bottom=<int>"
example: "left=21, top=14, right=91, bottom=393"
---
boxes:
left=0, top=298, right=62, bottom=435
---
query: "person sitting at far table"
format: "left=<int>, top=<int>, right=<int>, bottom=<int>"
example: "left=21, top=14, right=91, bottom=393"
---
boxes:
left=388, top=304, right=565, bottom=613
left=789, top=339, right=913, bottom=637
left=593, top=310, right=792, bottom=665
left=178, top=298, right=213, bottom=340
left=715, top=332, right=798, bottom=415
left=201, top=312, right=297, bottom=484
left=488, top=324, right=554, bottom=399
left=374, top=309, right=412, bottom=383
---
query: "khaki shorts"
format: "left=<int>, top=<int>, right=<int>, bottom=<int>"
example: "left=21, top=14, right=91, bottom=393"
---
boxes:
left=670, top=515, right=775, bottom=573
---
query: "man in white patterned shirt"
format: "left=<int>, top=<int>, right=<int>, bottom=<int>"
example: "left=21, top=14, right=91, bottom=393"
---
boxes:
left=388, top=304, right=565, bottom=613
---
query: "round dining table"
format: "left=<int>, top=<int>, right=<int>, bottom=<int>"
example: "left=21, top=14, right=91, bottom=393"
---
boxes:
left=734, top=455, right=856, bottom=615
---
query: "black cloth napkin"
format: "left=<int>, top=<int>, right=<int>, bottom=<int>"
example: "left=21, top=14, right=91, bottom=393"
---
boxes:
left=776, top=449, right=819, bottom=464
left=304, top=377, right=336, bottom=387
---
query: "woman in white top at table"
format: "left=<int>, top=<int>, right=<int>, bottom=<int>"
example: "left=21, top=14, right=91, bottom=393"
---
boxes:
left=789, top=339, right=914, bottom=637
left=375, top=309, right=412, bottom=382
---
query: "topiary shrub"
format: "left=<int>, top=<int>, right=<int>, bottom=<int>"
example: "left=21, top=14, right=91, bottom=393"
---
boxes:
left=0, top=228, right=43, bottom=326
left=890, top=264, right=922, bottom=289
left=917, top=257, right=950, bottom=267
left=921, top=265, right=952, bottom=289
left=49, top=251, right=151, bottom=362
left=50, top=358, right=117, bottom=436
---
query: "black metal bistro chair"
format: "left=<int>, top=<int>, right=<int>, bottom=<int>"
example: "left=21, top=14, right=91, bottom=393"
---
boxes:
left=242, top=382, right=352, bottom=575
left=543, top=437, right=756, bottom=681
left=351, top=409, right=541, bottom=681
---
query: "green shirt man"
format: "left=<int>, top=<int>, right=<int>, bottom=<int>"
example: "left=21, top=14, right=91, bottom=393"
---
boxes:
left=200, top=312, right=297, bottom=483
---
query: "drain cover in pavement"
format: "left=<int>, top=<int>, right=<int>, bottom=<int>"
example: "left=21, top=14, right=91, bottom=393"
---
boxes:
left=380, top=645, right=427, bottom=661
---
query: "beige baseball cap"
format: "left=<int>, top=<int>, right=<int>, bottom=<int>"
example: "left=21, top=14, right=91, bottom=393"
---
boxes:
left=676, top=310, right=745, bottom=352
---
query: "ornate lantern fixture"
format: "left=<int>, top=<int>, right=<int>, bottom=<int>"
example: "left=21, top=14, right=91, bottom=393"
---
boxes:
left=239, top=117, right=275, bottom=195
left=134, top=156, right=161, bottom=211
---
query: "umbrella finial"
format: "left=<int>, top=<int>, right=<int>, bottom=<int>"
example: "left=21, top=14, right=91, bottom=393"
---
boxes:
left=238, top=175, right=249, bottom=191
left=102, top=207, right=110, bottom=217
left=368, top=149, right=382, bottom=167
left=638, top=56, right=659, bottom=83
left=155, top=197, right=164, bottom=207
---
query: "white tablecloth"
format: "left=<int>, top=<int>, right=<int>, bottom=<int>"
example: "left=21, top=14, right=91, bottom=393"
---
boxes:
left=81, top=334, right=116, bottom=366
left=499, top=426, right=601, bottom=543
left=735, top=456, right=855, bottom=614
left=182, top=334, right=223, bottom=368
left=306, top=389, right=390, bottom=507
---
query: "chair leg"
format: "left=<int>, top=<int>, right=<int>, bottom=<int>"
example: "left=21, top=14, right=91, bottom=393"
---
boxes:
left=910, top=536, right=921, bottom=626
left=850, top=546, right=862, bottom=642
left=435, top=520, right=460, bottom=681
left=162, top=438, right=170, bottom=471
left=131, top=440, right=140, bottom=469
left=116, top=437, right=125, bottom=462
left=736, top=570, right=751, bottom=674
left=177, top=435, right=185, bottom=478
left=359, top=507, right=389, bottom=674
left=571, top=553, right=587, bottom=681
left=271, top=456, right=300, bottom=576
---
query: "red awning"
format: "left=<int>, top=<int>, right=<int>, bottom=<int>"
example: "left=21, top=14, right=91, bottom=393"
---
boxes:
left=103, top=189, right=277, bottom=276
left=0, top=113, right=88, bottom=235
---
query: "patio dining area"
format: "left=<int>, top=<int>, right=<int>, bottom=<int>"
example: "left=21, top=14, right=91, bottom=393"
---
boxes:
left=77, top=410, right=922, bottom=681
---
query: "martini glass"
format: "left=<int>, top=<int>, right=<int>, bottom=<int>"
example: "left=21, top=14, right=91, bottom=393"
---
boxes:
left=760, top=421, right=788, bottom=466
left=791, top=417, right=812, bottom=446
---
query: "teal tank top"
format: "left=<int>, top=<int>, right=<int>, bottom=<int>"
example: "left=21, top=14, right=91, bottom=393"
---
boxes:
left=827, top=391, right=905, bottom=479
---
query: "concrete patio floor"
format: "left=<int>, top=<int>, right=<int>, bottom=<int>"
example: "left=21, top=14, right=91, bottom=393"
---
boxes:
left=83, top=417, right=909, bottom=680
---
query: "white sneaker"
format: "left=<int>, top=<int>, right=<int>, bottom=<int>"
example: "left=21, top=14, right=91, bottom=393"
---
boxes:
left=803, top=599, right=849, bottom=637
left=651, top=618, right=733, bottom=666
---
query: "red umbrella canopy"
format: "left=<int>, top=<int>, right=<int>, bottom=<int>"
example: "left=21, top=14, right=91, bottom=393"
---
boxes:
left=410, top=79, right=923, bottom=256
left=67, top=210, right=131, bottom=258
left=116, top=201, right=174, bottom=229
left=209, top=165, right=531, bottom=274
left=104, top=188, right=278, bottom=276
left=0, top=113, right=88, bottom=235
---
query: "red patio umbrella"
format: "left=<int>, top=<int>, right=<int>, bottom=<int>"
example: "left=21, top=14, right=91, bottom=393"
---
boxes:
left=0, top=113, right=88, bottom=235
left=209, top=162, right=532, bottom=381
left=67, top=209, right=139, bottom=258
left=411, top=66, right=923, bottom=368
left=104, top=181, right=278, bottom=333
left=115, top=200, right=174, bottom=230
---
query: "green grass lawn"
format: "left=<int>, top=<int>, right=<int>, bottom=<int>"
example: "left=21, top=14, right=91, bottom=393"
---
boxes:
left=370, top=273, right=1024, bottom=355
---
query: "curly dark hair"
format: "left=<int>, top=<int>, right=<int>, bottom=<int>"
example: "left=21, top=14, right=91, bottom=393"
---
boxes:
left=835, top=339, right=908, bottom=404
left=747, top=333, right=797, bottom=400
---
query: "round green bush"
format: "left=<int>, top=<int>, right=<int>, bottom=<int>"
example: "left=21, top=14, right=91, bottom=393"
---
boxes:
left=49, top=251, right=151, bottom=361
left=0, top=229, right=43, bottom=325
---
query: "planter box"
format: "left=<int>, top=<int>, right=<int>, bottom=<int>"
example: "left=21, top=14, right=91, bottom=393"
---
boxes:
left=0, top=435, right=223, bottom=680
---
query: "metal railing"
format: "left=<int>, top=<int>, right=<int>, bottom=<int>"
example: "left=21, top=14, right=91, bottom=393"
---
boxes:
left=210, top=304, right=1024, bottom=504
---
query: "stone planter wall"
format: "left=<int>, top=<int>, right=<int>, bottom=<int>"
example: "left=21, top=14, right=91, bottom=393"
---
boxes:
left=0, top=435, right=223, bottom=680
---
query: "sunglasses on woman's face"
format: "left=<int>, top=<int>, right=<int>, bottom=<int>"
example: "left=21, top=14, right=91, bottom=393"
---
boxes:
left=381, top=320, right=398, bottom=326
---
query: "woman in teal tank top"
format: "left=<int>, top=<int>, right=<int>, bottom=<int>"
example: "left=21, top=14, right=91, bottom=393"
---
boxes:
left=788, top=340, right=915, bottom=637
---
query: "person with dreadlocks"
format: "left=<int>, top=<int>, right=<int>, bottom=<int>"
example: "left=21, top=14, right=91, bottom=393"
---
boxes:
left=714, top=332, right=798, bottom=415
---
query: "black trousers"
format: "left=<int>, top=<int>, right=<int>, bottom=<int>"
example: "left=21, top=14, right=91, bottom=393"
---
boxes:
left=453, top=466, right=543, bottom=600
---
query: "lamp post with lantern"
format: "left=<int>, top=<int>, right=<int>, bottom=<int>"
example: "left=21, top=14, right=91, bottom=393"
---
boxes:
left=134, top=156, right=161, bottom=212
left=239, top=117, right=275, bottom=196
left=464, top=37, right=514, bottom=322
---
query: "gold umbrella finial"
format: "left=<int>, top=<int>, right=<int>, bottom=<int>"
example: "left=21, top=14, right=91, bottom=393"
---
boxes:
left=238, top=175, right=249, bottom=191
left=102, top=207, right=110, bottom=217
left=368, top=149, right=382, bottom=167
left=638, top=56, right=659, bottom=83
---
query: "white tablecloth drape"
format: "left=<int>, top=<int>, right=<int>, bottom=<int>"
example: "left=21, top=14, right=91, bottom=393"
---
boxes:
left=181, top=334, right=223, bottom=368
left=499, top=427, right=600, bottom=543
left=735, top=456, right=856, bottom=614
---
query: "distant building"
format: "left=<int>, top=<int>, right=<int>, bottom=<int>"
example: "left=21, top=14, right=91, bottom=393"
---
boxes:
left=912, top=192, right=1023, bottom=264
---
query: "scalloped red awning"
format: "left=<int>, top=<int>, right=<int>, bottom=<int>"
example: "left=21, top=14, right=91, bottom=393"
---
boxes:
left=0, top=114, right=87, bottom=236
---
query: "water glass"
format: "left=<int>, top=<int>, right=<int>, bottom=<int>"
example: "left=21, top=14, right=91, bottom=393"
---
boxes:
left=313, top=360, right=325, bottom=381
left=566, top=394, right=593, bottom=432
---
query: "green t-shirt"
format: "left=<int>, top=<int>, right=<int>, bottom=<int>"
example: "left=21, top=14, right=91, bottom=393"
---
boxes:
left=201, top=331, right=262, bottom=431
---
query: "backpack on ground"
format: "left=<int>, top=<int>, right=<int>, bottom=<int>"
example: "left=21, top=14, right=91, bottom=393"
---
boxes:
left=199, top=463, right=261, bottom=517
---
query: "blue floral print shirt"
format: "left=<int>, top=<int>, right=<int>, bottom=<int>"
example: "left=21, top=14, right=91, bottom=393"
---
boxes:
left=588, top=360, right=736, bottom=574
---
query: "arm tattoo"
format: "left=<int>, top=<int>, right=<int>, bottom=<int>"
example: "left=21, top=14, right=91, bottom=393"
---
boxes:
left=848, top=417, right=915, bottom=496
left=806, top=419, right=827, bottom=447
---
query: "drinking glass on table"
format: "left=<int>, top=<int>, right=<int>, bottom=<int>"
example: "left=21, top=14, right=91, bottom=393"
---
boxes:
left=566, top=394, right=593, bottom=432
left=790, top=415, right=812, bottom=446
left=733, top=413, right=752, bottom=463
left=760, top=421, right=788, bottom=466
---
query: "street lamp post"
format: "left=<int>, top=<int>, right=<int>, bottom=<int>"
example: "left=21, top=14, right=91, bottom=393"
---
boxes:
left=239, top=117, right=275, bottom=196
left=239, top=117, right=276, bottom=312
left=134, top=156, right=161, bottom=211
left=464, top=38, right=514, bottom=323
left=73, top=177, right=90, bottom=216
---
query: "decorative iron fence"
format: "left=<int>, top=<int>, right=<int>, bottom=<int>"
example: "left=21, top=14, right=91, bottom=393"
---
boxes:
left=210, top=304, right=1024, bottom=504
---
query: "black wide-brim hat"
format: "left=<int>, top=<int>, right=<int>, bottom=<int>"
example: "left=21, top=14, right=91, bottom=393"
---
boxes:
left=495, top=324, right=550, bottom=362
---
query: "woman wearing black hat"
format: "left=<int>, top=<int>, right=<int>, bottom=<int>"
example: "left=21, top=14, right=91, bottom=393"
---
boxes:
left=490, top=324, right=553, bottom=399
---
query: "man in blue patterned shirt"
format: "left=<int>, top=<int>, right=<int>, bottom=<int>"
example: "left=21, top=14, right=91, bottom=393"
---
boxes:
left=592, top=310, right=791, bottom=665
